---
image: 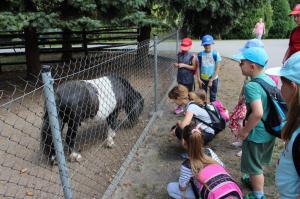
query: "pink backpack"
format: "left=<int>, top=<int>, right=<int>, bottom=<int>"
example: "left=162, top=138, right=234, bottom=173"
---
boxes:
left=198, top=164, right=243, bottom=199
left=212, top=100, right=230, bottom=122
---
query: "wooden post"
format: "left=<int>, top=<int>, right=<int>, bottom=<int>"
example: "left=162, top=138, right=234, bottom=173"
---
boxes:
left=82, top=28, right=88, bottom=56
left=24, top=27, right=40, bottom=78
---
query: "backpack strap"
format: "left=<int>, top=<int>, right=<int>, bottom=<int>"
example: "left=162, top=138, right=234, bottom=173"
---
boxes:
left=292, top=131, right=300, bottom=177
left=198, top=50, right=218, bottom=67
left=188, top=102, right=215, bottom=129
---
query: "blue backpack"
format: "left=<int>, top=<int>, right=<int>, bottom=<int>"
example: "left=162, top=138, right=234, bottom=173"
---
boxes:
left=251, top=78, right=288, bottom=139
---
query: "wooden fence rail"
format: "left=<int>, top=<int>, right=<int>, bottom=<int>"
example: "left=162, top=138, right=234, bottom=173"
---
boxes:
left=0, top=27, right=139, bottom=76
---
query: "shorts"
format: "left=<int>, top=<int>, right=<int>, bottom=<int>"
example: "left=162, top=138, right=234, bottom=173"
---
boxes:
left=241, top=139, right=275, bottom=175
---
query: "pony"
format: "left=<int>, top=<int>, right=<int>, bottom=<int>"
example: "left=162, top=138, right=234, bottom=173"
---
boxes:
left=41, top=75, right=144, bottom=164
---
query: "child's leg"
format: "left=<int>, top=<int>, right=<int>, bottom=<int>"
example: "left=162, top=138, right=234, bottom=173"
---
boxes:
left=167, top=182, right=196, bottom=199
left=201, top=79, right=208, bottom=92
left=209, top=78, right=219, bottom=102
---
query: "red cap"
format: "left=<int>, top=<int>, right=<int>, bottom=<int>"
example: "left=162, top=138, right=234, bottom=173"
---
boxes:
left=289, top=4, right=300, bottom=16
left=180, top=38, right=192, bottom=51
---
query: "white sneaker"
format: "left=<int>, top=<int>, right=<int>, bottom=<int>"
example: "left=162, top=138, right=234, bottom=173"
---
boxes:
left=236, top=150, right=242, bottom=157
left=231, top=141, right=242, bottom=148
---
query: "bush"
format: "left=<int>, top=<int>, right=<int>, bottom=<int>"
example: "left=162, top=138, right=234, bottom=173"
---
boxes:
left=268, top=0, right=294, bottom=39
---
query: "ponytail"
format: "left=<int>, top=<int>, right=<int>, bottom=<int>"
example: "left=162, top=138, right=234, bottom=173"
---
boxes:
left=282, top=80, right=300, bottom=141
left=188, top=89, right=207, bottom=105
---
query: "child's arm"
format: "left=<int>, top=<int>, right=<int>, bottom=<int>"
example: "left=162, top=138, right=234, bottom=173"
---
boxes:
left=208, top=61, right=221, bottom=87
left=196, top=61, right=203, bottom=88
left=238, top=99, right=263, bottom=140
left=177, top=112, right=193, bottom=129
left=178, top=56, right=197, bottom=70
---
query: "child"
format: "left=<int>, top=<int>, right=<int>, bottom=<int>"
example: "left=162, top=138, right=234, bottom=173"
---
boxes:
left=230, top=39, right=265, bottom=157
left=167, top=121, right=243, bottom=199
left=174, top=38, right=197, bottom=114
left=265, top=52, right=300, bottom=199
left=168, top=85, right=217, bottom=145
left=233, top=47, right=276, bottom=199
left=196, top=34, right=221, bottom=102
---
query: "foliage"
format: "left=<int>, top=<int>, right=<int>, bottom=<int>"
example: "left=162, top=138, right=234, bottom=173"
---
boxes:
left=173, top=0, right=267, bottom=38
left=0, top=0, right=158, bottom=31
left=268, top=0, right=294, bottom=38
left=221, top=1, right=273, bottom=39
left=288, top=0, right=298, bottom=8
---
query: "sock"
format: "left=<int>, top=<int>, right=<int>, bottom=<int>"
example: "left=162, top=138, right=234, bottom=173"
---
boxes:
left=253, top=191, right=264, bottom=199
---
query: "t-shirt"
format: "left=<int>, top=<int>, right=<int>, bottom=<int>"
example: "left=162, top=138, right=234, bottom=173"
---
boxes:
left=179, top=148, right=224, bottom=188
left=276, top=127, right=300, bottom=199
left=288, top=26, right=300, bottom=59
left=255, top=22, right=264, bottom=34
left=177, top=51, right=196, bottom=85
left=199, top=50, right=221, bottom=80
left=244, top=73, right=276, bottom=143
left=186, top=103, right=214, bottom=134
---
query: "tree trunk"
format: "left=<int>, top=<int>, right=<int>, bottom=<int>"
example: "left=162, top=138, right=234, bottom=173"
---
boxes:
left=24, top=27, right=40, bottom=78
left=62, top=28, right=72, bottom=61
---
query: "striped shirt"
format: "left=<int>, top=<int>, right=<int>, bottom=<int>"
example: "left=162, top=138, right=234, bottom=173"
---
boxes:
left=178, top=148, right=224, bottom=188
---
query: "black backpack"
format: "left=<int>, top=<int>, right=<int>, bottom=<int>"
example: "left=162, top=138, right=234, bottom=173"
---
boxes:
left=250, top=78, right=288, bottom=139
left=189, top=102, right=226, bottom=134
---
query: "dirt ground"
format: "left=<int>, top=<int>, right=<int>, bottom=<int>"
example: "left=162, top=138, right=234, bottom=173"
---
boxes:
left=111, top=57, right=282, bottom=199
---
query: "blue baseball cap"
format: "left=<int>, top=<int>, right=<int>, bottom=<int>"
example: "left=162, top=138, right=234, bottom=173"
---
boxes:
left=265, top=51, right=300, bottom=85
left=240, top=39, right=264, bottom=52
left=232, top=47, right=268, bottom=67
left=201, top=35, right=214, bottom=45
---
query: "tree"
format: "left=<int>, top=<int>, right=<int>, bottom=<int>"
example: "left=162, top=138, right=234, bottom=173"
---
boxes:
left=172, top=0, right=267, bottom=38
left=221, top=1, right=273, bottom=39
left=268, top=0, right=294, bottom=38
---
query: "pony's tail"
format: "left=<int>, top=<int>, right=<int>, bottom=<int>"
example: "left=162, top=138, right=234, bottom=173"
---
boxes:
left=125, top=87, right=144, bottom=127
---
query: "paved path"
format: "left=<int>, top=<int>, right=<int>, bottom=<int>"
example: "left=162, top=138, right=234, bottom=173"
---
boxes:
left=158, top=39, right=289, bottom=69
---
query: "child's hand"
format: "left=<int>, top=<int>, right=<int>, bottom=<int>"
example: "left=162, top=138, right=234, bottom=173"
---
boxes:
left=174, top=63, right=179, bottom=67
left=238, top=127, right=249, bottom=140
left=208, top=79, right=213, bottom=87
left=198, top=79, right=204, bottom=88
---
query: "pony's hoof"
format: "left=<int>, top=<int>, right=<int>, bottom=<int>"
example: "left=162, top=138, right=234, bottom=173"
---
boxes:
left=50, top=155, right=57, bottom=166
left=106, top=140, right=115, bottom=148
left=70, top=152, right=82, bottom=162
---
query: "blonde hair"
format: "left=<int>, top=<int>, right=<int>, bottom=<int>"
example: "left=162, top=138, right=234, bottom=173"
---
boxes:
left=168, top=84, right=189, bottom=100
left=182, top=121, right=217, bottom=175
left=188, top=89, right=207, bottom=105
left=282, top=78, right=300, bottom=141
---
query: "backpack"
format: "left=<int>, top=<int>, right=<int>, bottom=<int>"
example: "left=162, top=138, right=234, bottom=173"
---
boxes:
left=197, top=164, right=243, bottom=199
left=189, top=102, right=226, bottom=134
left=198, top=50, right=218, bottom=68
left=251, top=78, right=288, bottom=139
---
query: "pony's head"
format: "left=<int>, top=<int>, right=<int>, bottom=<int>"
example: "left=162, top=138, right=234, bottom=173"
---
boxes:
left=125, top=88, right=144, bottom=127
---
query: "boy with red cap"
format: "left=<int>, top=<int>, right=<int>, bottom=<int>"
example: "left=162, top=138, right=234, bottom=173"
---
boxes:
left=174, top=38, right=197, bottom=114
left=283, top=3, right=300, bottom=62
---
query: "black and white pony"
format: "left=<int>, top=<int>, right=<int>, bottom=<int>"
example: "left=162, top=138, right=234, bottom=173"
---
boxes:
left=41, top=75, right=144, bottom=164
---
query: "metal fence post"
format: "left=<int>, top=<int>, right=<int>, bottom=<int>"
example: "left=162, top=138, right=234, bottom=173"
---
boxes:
left=41, top=65, right=73, bottom=199
left=153, top=35, right=158, bottom=112
left=176, top=29, right=180, bottom=54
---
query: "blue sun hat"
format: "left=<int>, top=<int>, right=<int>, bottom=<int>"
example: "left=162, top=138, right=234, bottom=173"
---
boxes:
left=201, top=35, right=214, bottom=46
left=240, top=39, right=264, bottom=52
left=265, top=51, right=300, bottom=85
left=232, top=47, right=268, bottom=67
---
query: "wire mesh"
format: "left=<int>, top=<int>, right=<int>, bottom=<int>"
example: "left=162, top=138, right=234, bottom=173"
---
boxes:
left=0, top=31, right=178, bottom=198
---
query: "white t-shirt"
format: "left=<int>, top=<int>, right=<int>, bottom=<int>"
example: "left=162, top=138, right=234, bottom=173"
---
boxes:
left=186, top=102, right=215, bottom=134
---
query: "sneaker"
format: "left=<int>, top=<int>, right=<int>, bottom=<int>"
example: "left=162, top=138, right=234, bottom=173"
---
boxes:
left=236, top=150, right=242, bottom=157
left=180, top=153, right=188, bottom=159
left=231, top=141, right=242, bottom=148
left=174, top=106, right=184, bottom=115
left=244, top=192, right=266, bottom=199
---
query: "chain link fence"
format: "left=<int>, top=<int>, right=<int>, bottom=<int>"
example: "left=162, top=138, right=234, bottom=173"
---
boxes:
left=0, top=30, right=178, bottom=199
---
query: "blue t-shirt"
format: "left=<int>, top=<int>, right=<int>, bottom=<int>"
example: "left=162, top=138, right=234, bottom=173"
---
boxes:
left=244, top=73, right=276, bottom=143
left=198, top=50, right=221, bottom=80
left=276, top=127, right=300, bottom=199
